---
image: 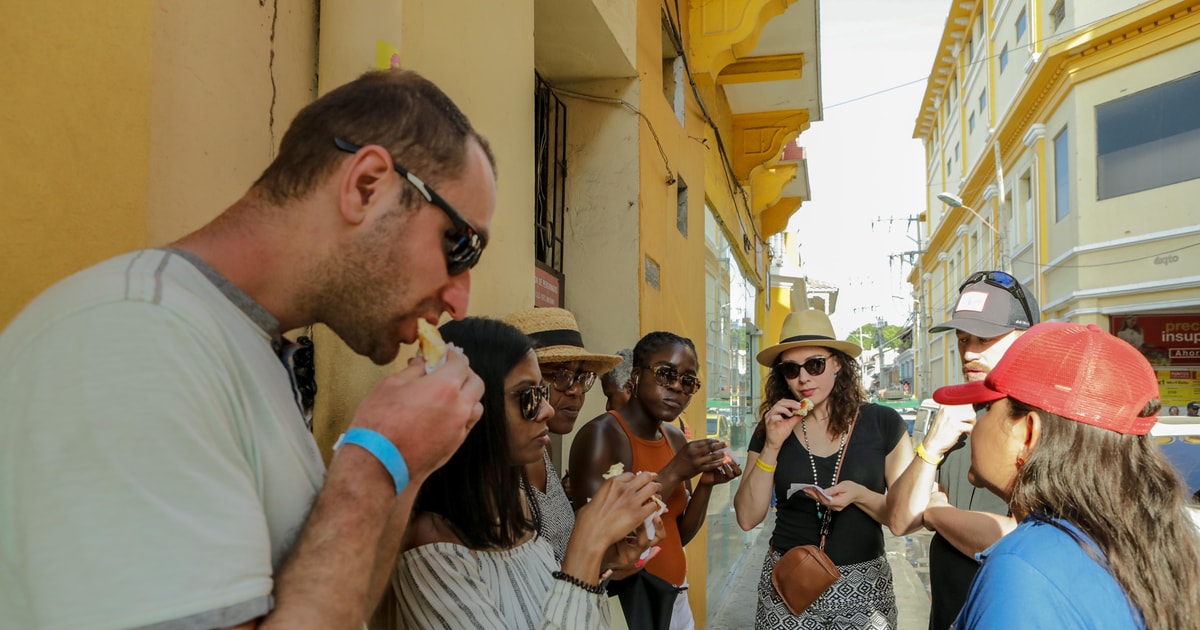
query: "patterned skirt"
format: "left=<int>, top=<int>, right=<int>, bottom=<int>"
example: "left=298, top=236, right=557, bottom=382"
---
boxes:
left=755, top=547, right=897, bottom=629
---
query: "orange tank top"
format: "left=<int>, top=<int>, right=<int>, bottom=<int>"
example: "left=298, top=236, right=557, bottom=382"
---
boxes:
left=611, top=410, right=689, bottom=586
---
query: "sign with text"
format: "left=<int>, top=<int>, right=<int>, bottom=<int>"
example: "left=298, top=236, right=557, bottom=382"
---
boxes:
left=1111, top=314, right=1200, bottom=367
left=534, top=265, right=562, bottom=308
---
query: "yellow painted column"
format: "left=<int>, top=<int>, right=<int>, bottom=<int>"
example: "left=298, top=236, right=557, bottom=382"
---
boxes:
left=0, top=3, right=154, bottom=326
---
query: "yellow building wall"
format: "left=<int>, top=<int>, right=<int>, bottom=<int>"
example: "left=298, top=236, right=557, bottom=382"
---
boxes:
left=634, top=0, right=711, bottom=622
left=0, top=2, right=154, bottom=326
left=306, top=0, right=539, bottom=457
left=557, top=76, right=643, bottom=463
left=147, top=2, right=318, bottom=245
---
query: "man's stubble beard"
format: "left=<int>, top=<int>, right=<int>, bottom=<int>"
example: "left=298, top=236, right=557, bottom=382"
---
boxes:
left=304, top=207, right=423, bottom=365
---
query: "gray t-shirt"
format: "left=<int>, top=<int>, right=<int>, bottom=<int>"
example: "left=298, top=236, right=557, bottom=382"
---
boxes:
left=0, top=250, right=325, bottom=628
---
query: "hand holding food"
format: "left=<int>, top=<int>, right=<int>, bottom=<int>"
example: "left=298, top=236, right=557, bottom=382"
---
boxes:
left=764, top=397, right=812, bottom=449
left=672, top=438, right=731, bottom=479
left=417, top=319, right=449, bottom=372
left=349, top=346, right=483, bottom=480
left=575, top=471, right=663, bottom=548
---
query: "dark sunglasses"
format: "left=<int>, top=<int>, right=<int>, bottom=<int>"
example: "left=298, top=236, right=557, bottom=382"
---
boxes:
left=776, top=356, right=830, bottom=380
left=545, top=368, right=596, bottom=393
left=333, top=138, right=486, bottom=275
left=959, top=271, right=1034, bottom=327
left=514, top=383, right=551, bottom=421
left=648, top=365, right=701, bottom=395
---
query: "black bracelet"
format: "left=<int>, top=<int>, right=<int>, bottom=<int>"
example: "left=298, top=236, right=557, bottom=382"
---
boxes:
left=551, top=570, right=606, bottom=595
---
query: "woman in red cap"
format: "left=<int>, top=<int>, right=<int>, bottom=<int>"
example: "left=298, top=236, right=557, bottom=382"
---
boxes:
left=932, top=322, right=1200, bottom=629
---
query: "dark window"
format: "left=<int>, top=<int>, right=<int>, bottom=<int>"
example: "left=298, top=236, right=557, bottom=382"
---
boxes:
left=1016, top=8, right=1027, bottom=41
left=1050, top=0, right=1066, bottom=31
left=1096, top=72, right=1200, bottom=199
left=662, top=12, right=685, bottom=126
left=1000, top=44, right=1009, bottom=72
left=979, top=88, right=987, bottom=115
left=534, top=73, right=567, bottom=274
left=675, top=176, right=689, bottom=236
left=1054, top=126, right=1070, bottom=221
left=644, top=255, right=661, bottom=290
left=969, top=112, right=976, bottom=133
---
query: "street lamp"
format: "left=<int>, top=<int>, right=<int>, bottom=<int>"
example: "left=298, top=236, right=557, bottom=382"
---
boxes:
left=936, top=192, right=1010, bottom=273
left=936, top=192, right=997, bottom=234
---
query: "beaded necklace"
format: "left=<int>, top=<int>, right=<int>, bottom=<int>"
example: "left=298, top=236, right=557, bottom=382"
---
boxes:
left=799, top=414, right=848, bottom=521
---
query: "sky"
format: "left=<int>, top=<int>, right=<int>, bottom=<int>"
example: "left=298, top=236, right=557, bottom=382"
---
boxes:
left=788, top=0, right=951, bottom=337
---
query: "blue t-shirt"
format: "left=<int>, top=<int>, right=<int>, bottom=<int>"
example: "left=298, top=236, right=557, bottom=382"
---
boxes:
left=953, top=516, right=1143, bottom=629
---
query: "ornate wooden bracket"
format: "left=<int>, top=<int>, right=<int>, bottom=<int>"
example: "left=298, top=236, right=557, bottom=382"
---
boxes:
left=732, top=109, right=809, bottom=181
left=750, top=163, right=797, bottom=215
left=759, top=196, right=803, bottom=236
left=689, top=0, right=797, bottom=79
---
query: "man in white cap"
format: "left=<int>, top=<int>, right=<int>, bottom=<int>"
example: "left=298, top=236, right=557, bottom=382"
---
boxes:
left=885, top=270, right=1040, bottom=630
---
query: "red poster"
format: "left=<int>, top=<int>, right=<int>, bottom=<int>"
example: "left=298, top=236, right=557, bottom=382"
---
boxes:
left=1111, top=314, right=1200, bottom=367
left=534, top=266, right=561, bottom=308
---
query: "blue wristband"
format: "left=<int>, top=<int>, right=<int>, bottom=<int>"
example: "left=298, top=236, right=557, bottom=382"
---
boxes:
left=334, top=428, right=409, bottom=495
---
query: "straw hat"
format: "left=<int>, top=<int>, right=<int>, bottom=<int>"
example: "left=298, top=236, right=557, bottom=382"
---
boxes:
left=503, top=307, right=623, bottom=374
left=756, top=309, right=863, bottom=366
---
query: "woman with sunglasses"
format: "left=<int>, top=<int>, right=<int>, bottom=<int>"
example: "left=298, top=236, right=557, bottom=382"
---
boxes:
left=734, top=309, right=913, bottom=628
left=504, top=308, right=624, bottom=563
left=383, top=317, right=663, bottom=628
left=932, top=322, right=1200, bottom=629
left=571, top=331, right=742, bottom=629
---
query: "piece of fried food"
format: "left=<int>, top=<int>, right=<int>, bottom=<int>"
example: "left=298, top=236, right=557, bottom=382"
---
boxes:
left=601, top=462, right=625, bottom=479
left=417, top=319, right=447, bottom=371
left=797, top=397, right=814, bottom=416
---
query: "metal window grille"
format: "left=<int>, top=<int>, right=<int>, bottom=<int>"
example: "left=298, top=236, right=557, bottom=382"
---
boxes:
left=534, top=72, right=567, bottom=274
left=1050, top=0, right=1066, bottom=31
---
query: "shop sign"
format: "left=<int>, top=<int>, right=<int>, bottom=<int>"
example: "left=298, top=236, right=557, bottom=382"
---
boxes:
left=1110, top=314, right=1200, bottom=367
left=534, top=266, right=561, bottom=308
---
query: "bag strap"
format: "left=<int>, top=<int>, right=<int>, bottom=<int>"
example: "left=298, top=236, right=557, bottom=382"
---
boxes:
left=817, top=410, right=860, bottom=549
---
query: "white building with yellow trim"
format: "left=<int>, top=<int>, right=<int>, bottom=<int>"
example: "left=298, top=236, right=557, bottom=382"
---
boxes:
left=910, top=0, right=1200, bottom=398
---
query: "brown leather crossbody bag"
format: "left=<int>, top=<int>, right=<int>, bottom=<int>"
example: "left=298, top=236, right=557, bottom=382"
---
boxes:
left=770, top=417, right=857, bottom=615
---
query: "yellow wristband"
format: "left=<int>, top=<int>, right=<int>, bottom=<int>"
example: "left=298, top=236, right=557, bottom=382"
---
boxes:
left=754, top=458, right=777, bottom=473
left=915, top=443, right=944, bottom=466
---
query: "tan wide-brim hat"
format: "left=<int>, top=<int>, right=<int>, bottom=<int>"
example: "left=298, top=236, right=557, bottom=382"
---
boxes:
left=756, top=308, right=863, bottom=366
left=503, top=307, right=624, bottom=374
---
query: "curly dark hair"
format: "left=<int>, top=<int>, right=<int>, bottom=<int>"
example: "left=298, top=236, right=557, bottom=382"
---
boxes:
left=1006, top=397, right=1200, bottom=628
left=756, top=347, right=865, bottom=437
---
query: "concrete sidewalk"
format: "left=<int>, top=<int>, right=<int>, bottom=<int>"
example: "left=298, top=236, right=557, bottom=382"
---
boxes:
left=707, top=514, right=931, bottom=629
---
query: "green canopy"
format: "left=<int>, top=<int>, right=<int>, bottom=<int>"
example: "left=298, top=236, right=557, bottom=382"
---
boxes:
left=876, top=397, right=920, bottom=410
left=707, top=398, right=732, bottom=408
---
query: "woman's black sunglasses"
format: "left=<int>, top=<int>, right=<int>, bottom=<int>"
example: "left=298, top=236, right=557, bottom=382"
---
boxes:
left=776, top=356, right=830, bottom=380
left=959, top=271, right=1034, bottom=326
left=334, top=138, right=486, bottom=275
left=516, top=383, right=551, bottom=421
left=648, top=365, right=701, bottom=395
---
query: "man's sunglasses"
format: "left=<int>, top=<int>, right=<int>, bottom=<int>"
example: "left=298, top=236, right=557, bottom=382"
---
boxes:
left=776, top=356, right=830, bottom=380
left=515, top=383, right=551, bottom=421
left=648, top=365, right=701, bottom=396
left=959, top=271, right=1034, bottom=326
left=333, top=138, right=486, bottom=275
left=545, top=368, right=597, bottom=393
